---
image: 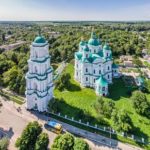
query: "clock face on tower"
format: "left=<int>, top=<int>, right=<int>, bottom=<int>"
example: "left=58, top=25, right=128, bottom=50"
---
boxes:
left=25, top=35, right=53, bottom=112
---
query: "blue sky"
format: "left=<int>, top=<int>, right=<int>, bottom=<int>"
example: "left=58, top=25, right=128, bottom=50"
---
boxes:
left=0, top=0, right=150, bottom=21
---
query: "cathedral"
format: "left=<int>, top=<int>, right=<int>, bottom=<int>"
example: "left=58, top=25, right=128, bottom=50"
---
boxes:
left=25, top=34, right=53, bottom=112
left=74, top=32, right=119, bottom=96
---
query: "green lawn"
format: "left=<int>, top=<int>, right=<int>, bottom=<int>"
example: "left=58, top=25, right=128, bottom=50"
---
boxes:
left=54, top=63, right=150, bottom=144
left=0, top=90, right=25, bottom=105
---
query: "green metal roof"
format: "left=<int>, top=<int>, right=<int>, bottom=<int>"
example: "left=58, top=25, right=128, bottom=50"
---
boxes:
left=88, top=32, right=101, bottom=46
left=34, top=36, right=46, bottom=44
left=83, top=46, right=89, bottom=52
left=75, top=52, right=82, bottom=60
left=103, top=43, right=111, bottom=51
left=79, top=41, right=86, bottom=46
left=96, top=75, right=108, bottom=86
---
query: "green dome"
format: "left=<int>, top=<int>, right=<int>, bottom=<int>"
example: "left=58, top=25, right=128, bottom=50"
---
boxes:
left=96, top=76, right=108, bottom=86
left=103, top=43, right=111, bottom=51
left=88, top=32, right=100, bottom=46
left=34, top=36, right=46, bottom=44
left=79, top=41, right=86, bottom=46
left=83, top=46, right=89, bottom=52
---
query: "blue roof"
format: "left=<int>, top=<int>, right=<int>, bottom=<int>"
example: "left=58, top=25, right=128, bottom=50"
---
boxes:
left=47, top=121, right=58, bottom=127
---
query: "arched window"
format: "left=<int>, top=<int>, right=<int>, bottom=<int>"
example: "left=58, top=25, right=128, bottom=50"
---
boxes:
left=108, top=75, right=110, bottom=79
left=108, top=66, right=110, bottom=70
left=86, top=68, right=88, bottom=73
left=94, top=70, right=95, bottom=74
left=94, top=78, right=95, bottom=83
left=102, top=87, right=105, bottom=91
left=86, top=77, right=88, bottom=81
left=99, top=70, right=101, bottom=74
left=107, top=53, right=109, bottom=57
left=86, top=54, right=88, bottom=58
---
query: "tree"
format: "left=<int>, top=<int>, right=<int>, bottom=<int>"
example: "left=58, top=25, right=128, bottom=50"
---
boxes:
left=56, top=73, right=71, bottom=91
left=73, top=138, right=89, bottom=150
left=94, top=97, right=115, bottom=118
left=48, top=98, right=61, bottom=113
left=131, top=91, right=150, bottom=118
left=15, top=121, right=42, bottom=150
left=112, top=109, right=132, bottom=132
left=51, top=133, right=74, bottom=150
left=3, top=66, right=25, bottom=94
left=0, top=137, right=9, bottom=150
left=2, top=33, right=5, bottom=42
left=144, top=79, right=150, bottom=92
left=35, top=133, right=49, bottom=150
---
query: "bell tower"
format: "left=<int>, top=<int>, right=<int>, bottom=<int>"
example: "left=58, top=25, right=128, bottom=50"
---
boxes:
left=25, top=33, right=53, bottom=112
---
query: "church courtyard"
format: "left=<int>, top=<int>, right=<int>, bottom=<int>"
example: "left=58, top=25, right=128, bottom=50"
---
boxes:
left=54, top=63, right=150, bottom=145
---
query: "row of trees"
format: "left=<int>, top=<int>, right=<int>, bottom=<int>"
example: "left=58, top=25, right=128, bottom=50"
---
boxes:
left=1, top=22, right=150, bottom=95
left=15, top=121, right=89, bottom=150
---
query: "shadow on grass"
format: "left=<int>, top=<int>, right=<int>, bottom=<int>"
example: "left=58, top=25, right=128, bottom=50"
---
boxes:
left=108, top=77, right=137, bottom=101
left=30, top=97, right=148, bottom=146
left=66, top=81, right=81, bottom=92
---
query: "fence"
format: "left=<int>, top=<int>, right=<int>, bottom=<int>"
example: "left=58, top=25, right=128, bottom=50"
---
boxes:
left=48, top=111, right=149, bottom=145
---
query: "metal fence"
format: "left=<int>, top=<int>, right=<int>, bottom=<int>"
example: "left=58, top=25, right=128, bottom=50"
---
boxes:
left=49, top=111, right=149, bottom=145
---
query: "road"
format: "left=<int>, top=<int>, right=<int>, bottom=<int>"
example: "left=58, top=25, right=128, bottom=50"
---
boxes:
left=54, top=61, right=67, bottom=80
left=0, top=41, right=26, bottom=51
left=0, top=97, right=143, bottom=150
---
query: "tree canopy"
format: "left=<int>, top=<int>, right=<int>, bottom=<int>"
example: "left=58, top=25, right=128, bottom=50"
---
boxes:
left=131, top=91, right=150, bottom=118
left=15, top=121, right=42, bottom=150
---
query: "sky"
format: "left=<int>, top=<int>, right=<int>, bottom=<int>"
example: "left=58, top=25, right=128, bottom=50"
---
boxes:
left=0, top=0, right=150, bottom=21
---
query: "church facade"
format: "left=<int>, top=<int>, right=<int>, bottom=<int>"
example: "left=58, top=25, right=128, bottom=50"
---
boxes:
left=74, top=32, right=119, bottom=96
left=25, top=35, right=53, bottom=112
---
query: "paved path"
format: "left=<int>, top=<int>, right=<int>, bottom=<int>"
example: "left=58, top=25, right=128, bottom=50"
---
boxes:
left=54, top=61, right=67, bottom=80
left=0, top=97, right=143, bottom=150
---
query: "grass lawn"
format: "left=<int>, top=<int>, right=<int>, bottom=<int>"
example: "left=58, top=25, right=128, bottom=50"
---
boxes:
left=0, top=90, right=25, bottom=105
left=54, top=63, right=150, bottom=144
